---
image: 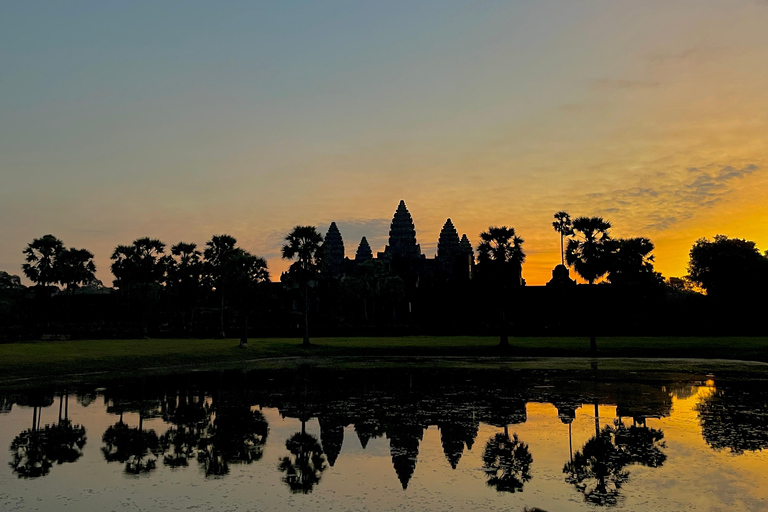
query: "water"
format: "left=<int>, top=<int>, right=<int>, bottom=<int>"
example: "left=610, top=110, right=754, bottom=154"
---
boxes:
left=1, top=367, right=767, bottom=511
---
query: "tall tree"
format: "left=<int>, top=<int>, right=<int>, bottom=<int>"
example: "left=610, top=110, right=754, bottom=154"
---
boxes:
left=607, top=237, right=662, bottom=287
left=110, top=238, right=168, bottom=333
left=22, top=234, right=64, bottom=289
left=687, top=235, right=768, bottom=299
left=57, top=248, right=96, bottom=293
left=476, top=226, right=525, bottom=347
left=226, top=249, right=269, bottom=347
left=203, top=235, right=239, bottom=337
left=565, top=217, right=613, bottom=354
left=565, top=217, right=613, bottom=285
left=110, top=238, right=167, bottom=288
left=166, top=242, right=203, bottom=332
left=282, top=226, right=323, bottom=347
left=552, top=211, right=573, bottom=267
left=56, top=247, right=97, bottom=321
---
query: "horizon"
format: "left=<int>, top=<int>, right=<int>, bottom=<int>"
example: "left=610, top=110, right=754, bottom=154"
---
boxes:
left=3, top=1, right=768, bottom=286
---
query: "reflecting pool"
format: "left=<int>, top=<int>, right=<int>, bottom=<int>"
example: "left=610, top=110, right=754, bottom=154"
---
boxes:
left=1, top=367, right=767, bottom=511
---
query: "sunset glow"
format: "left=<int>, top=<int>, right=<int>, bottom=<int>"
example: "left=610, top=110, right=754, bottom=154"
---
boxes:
left=3, top=1, right=768, bottom=284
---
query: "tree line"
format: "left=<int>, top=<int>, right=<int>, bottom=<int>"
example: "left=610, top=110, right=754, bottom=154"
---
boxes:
left=2, top=212, right=767, bottom=342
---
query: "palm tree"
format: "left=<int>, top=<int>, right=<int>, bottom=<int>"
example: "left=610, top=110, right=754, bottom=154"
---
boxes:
left=110, top=237, right=167, bottom=334
left=476, top=226, right=525, bottom=347
left=203, top=235, right=239, bottom=337
left=552, top=211, right=573, bottom=267
left=227, top=250, right=269, bottom=347
left=607, top=237, right=662, bottom=287
left=565, top=217, right=612, bottom=285
left=565, top=217, right=612, bottom=354
left=56, top=247, right=96, bottom=321
left=282, top=226, right=323, bottom=346
left=22, top=234, right=64, bottom=289
left=166, top=242, right=203, bottom=332
left=22, top=234, right=64, bottom=322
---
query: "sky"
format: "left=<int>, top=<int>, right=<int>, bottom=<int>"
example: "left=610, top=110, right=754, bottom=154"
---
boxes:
left=2, top=0, right=768, bottom=285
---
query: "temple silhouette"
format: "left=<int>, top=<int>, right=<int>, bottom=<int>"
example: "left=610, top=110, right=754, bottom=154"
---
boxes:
left=311, top=199, right=475, bottom=284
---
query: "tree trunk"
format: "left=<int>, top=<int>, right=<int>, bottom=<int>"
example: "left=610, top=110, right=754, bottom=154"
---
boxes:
left=220, top=292, right=226, bottom=338
left=498, top=295, right=509, bottom=347
left=594, top=401, right=600, bottom=437
left=239, top=310, right=248, bottom=348
left=303, top=282, right=310, bottom=346
left=66, top=288, right=72, bottom=324
left=560, top=234, right=565, bottom=267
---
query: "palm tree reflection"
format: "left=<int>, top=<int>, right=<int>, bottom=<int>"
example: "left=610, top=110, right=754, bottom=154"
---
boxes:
left=10, top=391, right=86, bottom=478
left=278, top=420, right=327, bottom=493
left=481, top=428, right=532, bottom=493
left=197, top=403, right=269, bottom=477
left=563, top=419, right=666, bottom=506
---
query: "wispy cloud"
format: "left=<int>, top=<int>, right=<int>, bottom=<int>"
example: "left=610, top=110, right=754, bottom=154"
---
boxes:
left=592, top=78, right=661, bottom=90
left=584, top=164, right=760, bottom=232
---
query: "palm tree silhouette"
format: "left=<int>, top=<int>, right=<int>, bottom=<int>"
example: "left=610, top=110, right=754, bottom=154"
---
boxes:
left=282, top=226, right=323, bottom=346
left=552, top=211, right=573, bottom=267
left=476, top=226, right=526, bottom=347
left=565, top=217, right=613, bottom=353
left=22, top=234, right=64, bottom=289
left=203, top=234, right=239, bottom=338
left=565, top=217, right=613, bottom=285
left=56, top=247, right=96, bottom=322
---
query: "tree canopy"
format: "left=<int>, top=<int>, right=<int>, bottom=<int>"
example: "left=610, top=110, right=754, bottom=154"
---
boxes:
left=22, top=234, right=65, bottom=288
left=687, top=235, right=768, bottom=299
left=565, top=217, right=613, bottom=285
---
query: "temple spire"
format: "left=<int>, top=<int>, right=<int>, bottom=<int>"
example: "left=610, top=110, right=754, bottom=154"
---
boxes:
left=355, top=236, right=373, bottom=262
left=321, top=222, right=345, bottom=275
left=437, top=218, right=461, bottom=261
left=383, top=200, right=421, bottom=259
left=460, top=234, right=473, bottom=261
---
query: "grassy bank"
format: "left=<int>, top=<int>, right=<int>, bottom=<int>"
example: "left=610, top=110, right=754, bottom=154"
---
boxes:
left=1, top=335, right=768, bottom=384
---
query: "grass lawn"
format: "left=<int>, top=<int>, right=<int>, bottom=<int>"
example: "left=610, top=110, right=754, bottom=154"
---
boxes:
left=1, top=335, right=768, bottom=384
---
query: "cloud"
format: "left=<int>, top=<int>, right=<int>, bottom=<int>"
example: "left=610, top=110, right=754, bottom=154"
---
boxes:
left=258, top=217, right=393, bottom=263
left=647, top=46, right=727, bottom=65
left=582, top=164, right=760, bottom=232
left=592, top=78, right=661, bottom=90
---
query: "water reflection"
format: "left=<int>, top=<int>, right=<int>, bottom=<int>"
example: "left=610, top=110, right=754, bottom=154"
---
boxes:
left=197, top=398, right=269, bottom=477
left=9, top=391, right=86, bottom=479
left=696, top=385, right=768, bottom=454
left=102, top=385, right=163, bottom=474
left=563, top=419, right=666, bottom=506
left=2, top=367, right=767, bottom=510
left=482, top=430, right=532, bottom=493
left=279, top=420, right=327, bottom=493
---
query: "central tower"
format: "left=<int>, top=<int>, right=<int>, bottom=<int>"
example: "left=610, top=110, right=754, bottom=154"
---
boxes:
left=382, top=200, right=421, bottom=260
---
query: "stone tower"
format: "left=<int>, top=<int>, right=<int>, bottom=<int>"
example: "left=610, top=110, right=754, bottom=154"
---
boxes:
left=437, top=218, right=461, bottom=261
left=460, top=234, right=475, bottom=278
left=460, top=234, right=474, bottom=262
left=382, top=200, right=421, bottom=260
left=355, top=236, right=373, bottom=262
left=322, top=222, right=345, bottom=275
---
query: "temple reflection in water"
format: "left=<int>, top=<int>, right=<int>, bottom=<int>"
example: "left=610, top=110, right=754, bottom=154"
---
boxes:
left=2, top=368, right=768, bottom=510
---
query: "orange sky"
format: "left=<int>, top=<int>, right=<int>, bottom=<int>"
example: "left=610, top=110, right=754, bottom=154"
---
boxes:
left=2, top=1, right=767, bottom=285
